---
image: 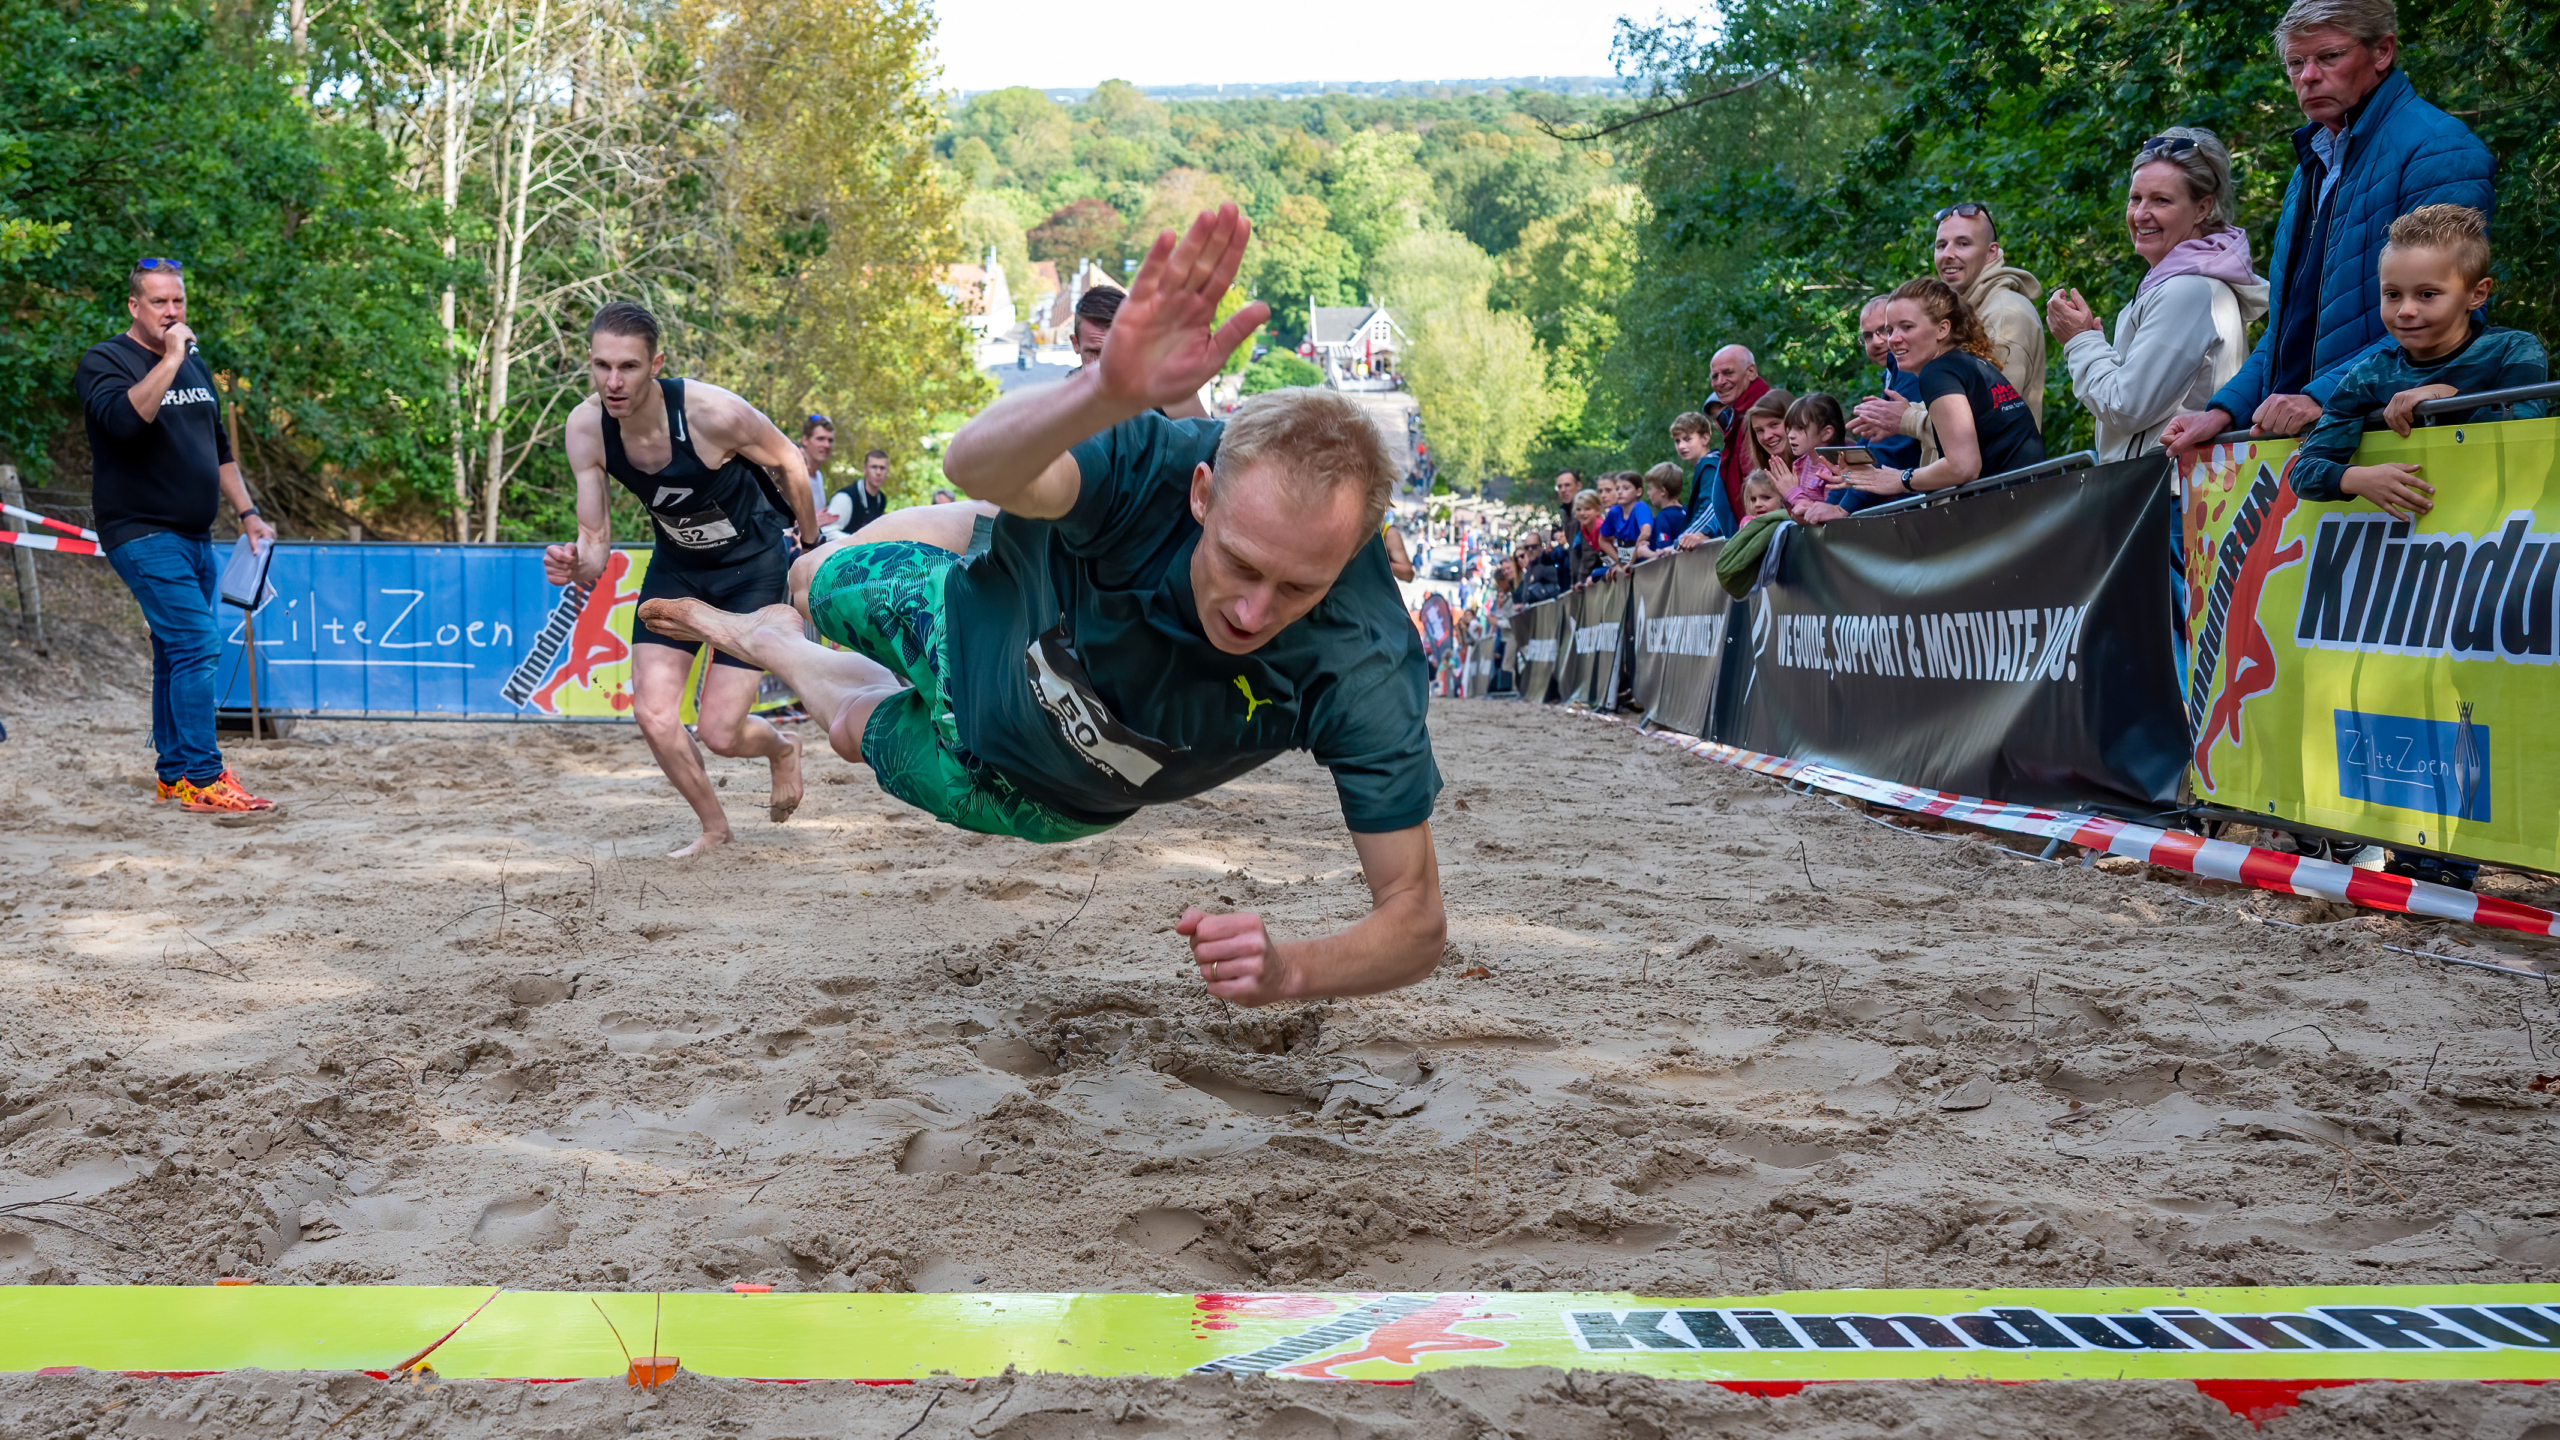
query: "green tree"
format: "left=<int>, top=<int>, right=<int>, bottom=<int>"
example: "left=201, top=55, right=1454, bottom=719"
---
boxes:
left=1501, top=185, right=1645, bottom=458
left=1239, top=351, right=1322, bottom=393
left=0, top=0, right=448, bottom=529
left=1241, top=194, right=1356, bottom=346
left=1329, top=130, right=1439, bottom=281
left=1403, top=307, right=1558, bottom=490
left=1029, top=197, right=1128, bottom=271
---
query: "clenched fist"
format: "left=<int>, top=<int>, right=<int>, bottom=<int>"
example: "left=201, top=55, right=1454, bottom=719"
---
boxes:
left=1179, top=907, right=1292, bottom=1007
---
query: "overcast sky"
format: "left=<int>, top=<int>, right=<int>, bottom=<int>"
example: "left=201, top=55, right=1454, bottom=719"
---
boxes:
left=928, top=0, right=1633, bottom=93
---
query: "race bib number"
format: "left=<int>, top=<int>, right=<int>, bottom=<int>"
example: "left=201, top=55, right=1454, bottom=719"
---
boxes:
left=654, top=503, right=739, bottom=550
left=1025, top=628, right=1175, bottom=791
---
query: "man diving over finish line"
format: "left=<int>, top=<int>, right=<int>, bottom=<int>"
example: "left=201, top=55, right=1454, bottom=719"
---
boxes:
left=641, top=204, right=1447, bottom=1005
left=551, top=302, right=823, bottom=857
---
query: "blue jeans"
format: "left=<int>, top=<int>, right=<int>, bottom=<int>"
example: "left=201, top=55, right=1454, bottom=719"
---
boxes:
left=106, top=531, right=226, bottom=786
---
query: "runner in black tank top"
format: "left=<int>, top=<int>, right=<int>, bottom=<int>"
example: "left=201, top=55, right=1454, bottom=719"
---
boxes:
left=603, top=378, right=792, bottom=569
left=550, top=303, right=822, bottom=857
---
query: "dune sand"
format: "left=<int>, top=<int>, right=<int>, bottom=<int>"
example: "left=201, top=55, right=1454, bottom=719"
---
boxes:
left=0, top=692, right=2554, bottom=1436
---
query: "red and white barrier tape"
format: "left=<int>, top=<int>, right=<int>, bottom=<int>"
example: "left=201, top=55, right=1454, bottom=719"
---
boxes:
left=3, top=503, right=99, bottom=543
left=1626, top=724, right=2559, bottom=949
left=0, top=528, right=102, bottom=557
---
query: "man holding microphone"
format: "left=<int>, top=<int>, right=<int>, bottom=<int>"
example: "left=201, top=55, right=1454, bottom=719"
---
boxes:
left=76, top=258, right=276, bottom=813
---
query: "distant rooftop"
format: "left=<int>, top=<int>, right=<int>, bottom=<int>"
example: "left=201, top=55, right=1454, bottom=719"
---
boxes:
left=959, top=76, right=1630, bottom=104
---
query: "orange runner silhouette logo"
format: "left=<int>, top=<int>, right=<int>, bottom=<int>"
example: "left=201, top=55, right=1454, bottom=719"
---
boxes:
left=1273, top=1294, right=1510, bottom=1378
left=510, top=551, right=640, bottom=714
left=2188, top=454, right=2306, bottom=789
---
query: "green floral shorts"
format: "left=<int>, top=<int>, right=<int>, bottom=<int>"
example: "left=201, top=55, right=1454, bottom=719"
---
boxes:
left=805, top=540, right=1115, bottom=844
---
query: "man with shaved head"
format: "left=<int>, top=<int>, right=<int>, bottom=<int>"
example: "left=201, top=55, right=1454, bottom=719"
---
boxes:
left=1693, top=343, right=1770, bottom=537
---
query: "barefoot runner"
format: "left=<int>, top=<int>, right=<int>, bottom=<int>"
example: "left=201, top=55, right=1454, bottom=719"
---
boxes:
left=548, top=302, right=822, bottom=857
left=639, top=205, right=1447, bottom=1004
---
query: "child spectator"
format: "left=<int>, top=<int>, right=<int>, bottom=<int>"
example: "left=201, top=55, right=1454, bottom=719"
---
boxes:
left=1600, top=470, right=1652, bottom=564
left=2284, top=204, right=2544, bottom=894
left=1635, top=464, right=1688, bottom=559
left=1779, top=392, right=1861, bottom=524
left=1570, top=488, right=1607, bottom=584
left=1669, top=412, right=1724, bottom=536
left=1741, top=470, right=1790, bottom=520
left=2288, top=205, right=2550, bottom=519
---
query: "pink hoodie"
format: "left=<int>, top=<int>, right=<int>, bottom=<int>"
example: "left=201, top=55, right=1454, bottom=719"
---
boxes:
left=2136, top=226, right=2265, bottom=296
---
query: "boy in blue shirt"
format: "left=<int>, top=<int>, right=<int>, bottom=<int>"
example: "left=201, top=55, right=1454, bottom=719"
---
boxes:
left=2289, top=204, right=2548, bottom=516
left=2284, top=203, right=2546, bottom=892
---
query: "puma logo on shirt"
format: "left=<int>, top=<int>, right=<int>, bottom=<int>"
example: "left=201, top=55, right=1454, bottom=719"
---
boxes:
left=1233, top=676, right=1274, bottom=721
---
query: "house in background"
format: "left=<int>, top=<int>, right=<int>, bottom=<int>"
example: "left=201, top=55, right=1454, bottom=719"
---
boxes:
left=1304, top=302, right=1406, bottom=391
left=940, top=245, right=1015, bottom=342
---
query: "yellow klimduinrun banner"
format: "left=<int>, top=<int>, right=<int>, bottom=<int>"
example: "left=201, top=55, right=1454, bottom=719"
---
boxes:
left=0, top=1286, right=2553, bottom=1383
left=2180, top=418, right=2560, bottom=871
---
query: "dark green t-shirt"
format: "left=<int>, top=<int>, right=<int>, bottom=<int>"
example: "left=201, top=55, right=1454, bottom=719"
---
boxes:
left=941, top=412, right=1439, bottom=832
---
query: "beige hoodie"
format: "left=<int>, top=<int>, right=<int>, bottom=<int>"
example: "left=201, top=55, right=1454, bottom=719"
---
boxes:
left=1966, top=262, right=2046, bottom=427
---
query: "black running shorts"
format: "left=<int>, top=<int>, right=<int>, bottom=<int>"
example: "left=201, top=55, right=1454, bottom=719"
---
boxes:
left=632, top=541, right=791, bottom=670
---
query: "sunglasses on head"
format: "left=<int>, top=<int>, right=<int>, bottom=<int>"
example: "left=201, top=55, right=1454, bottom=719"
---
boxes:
left=2137, top=135, right=2200, bottom=159
left=806, top=413, right=831, bottom=427
left=134, top=257, right=184, bottom=273
left=1933, top=201, right=1995, bottom=224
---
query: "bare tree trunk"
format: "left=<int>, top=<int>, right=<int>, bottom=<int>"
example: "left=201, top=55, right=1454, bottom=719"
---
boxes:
left=479, top=0, right=549, bottom=543
left=0, top=465, right=41, bottom=655
left=440, top=0, right=470, bottom=542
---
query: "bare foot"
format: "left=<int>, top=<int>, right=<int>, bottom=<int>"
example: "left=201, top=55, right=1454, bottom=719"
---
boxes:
left=768, top=731, right=804, bottom=823
left=669, top=827, right=732, bottom=859
left=636, top=599, right=806, bottom=669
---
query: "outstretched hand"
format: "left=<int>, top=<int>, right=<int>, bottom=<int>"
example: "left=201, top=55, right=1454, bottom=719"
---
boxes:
left=1095, top=205, right=1270, bottom=413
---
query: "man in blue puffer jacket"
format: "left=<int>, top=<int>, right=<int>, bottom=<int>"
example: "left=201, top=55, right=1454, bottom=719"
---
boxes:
left=2160, top=0, right=2492, bottom=455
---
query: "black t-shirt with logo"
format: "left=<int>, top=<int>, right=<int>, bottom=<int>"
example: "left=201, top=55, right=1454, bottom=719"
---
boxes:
left=941, top=412, right=1440, bottom=832
left=76, top=334, right=235, bottom=550
left=1916, top=349, right=2046, bottom=480
left=601, top=378, right=789, bottom=570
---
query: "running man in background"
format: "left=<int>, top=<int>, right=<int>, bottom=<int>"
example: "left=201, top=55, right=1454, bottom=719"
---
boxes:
left=548, top=301, right=823, bottom=857
left=76, top=258, right=277, bottom=813
left=639, top=205, right=1446, bottom=1006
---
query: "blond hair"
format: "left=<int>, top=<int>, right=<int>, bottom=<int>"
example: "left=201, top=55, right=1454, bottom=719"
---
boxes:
left=2384, top=203, right=2491, bottom=286
left=1742, top=469, right=1789, bottom=502
left=1643, top=462, right=1685, bottom=500
left=1214, top=387, right=1401, bottom=532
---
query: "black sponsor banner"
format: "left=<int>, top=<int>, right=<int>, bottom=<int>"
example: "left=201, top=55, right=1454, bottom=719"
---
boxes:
left=1461, top=637, right=1495, bottom=697
left=1509, top=598, right=1564, bottom=704
left=1560, top=572, right=1631, bottom=708
left=1628, top=547, right=1730, bottom=735
left=1711, top=455, right=2186, bottom=816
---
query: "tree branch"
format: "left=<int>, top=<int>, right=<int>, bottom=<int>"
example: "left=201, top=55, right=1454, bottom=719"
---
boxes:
left=1534, top=65, right=1791, bottom=142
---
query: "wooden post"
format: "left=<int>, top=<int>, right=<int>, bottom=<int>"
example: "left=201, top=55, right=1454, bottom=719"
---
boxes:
left=0, top=465, right=41, bottom=654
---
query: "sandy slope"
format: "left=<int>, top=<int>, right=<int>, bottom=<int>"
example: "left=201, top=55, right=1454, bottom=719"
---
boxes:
left=0, top=696, right=2554, bottom=1436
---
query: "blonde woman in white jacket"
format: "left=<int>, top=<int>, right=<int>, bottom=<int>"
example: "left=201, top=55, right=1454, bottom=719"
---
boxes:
left=2046, top=128, right=2270, bottom=461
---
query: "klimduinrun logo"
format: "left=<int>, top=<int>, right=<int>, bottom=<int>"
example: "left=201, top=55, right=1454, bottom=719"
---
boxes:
left=2296, top=511, right=2560, bottom=662
left=1565, top=1302, right=2560, bottom=1353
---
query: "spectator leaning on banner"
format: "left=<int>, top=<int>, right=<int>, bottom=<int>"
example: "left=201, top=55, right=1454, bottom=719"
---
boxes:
left=1838, top=278, right=2048, bottom=500
left=1667, top=413, right=1718, bottom=535
left=1697, top=344, right=1771, bottom=535
left=1855, top=297, right=1925, bottom=473
left=75, top=259, right=277, bottom=814
left=2159, top=0, right=2494, bottom=454
left=2047, top=129, right=2270, bottom=461
left=1934, top=202, right=2047, bottom=428
left=2279, top=203, right=2542, bottom=892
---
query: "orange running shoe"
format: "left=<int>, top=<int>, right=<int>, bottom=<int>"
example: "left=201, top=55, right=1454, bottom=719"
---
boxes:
left=154, top=779, right=184, bottom=804
left=179, top=771, right=276, bottom=813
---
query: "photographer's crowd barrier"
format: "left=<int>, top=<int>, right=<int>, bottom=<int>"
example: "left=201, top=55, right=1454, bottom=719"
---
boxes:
left=1488, top=417, right=2560, bottom=879
left=211, top=544, right=790, bottom=723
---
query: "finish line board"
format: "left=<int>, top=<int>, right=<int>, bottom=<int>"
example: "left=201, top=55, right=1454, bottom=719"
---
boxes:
left=0, top=1286, right=2554, bottom=1383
